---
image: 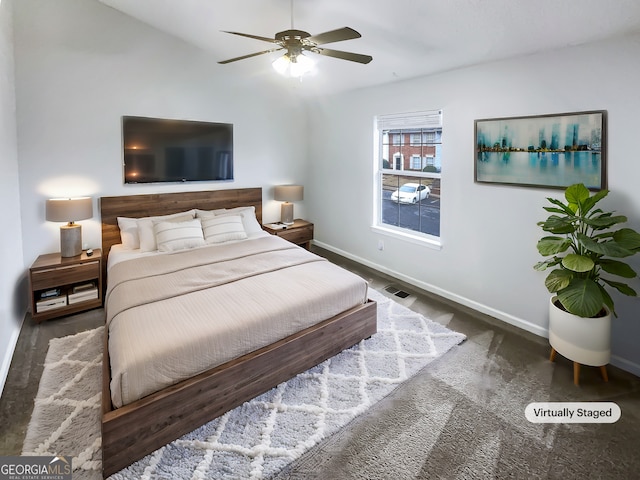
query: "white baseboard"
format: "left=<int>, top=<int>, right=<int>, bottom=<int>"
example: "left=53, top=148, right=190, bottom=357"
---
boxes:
left=313, top=240, right=548, bottom=338
left=0, top=317, right=23, bottom=399
left=314, top=240, right=640, bottom=377
left=610, top=354, right=640, bottom=378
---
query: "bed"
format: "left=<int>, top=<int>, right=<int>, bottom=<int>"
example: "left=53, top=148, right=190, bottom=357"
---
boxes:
left=99, top=188, right=377, bottom=477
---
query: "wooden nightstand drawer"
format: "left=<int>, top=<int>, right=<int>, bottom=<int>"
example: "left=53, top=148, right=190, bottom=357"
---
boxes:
left=31, top=261, right=99, bottom=290
left=263, top=219, right=314, bottom=249
left=279, top=225, right=313, bottom=245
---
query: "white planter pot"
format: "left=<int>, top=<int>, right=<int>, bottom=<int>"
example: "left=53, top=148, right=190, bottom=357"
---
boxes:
left=548, top=296, right=611, bottom=366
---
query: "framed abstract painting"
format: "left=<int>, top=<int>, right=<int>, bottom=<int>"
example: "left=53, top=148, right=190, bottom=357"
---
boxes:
left=474, top=110, right=606, bottom=190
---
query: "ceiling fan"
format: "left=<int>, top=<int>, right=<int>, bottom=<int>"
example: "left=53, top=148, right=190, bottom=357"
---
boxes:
left=218, top=1, right=372, bottom=77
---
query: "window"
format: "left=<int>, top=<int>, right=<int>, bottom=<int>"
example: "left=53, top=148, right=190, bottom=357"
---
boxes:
left=410, top=155, right=422, bottom=170
left=374, top=110, right=443, bottom=240
left=423, top=131, right=436, bottom=143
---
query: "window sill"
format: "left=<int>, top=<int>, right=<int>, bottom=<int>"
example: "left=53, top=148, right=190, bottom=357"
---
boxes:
left=370, top=225, right=442, bottom=251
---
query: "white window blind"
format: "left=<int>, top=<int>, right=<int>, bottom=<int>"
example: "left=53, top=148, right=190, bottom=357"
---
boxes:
left=377, top=110, right=443, bottom=130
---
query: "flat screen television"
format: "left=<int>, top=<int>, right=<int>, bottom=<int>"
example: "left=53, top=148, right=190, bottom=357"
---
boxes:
left=122, top=116, right=233, bottom=184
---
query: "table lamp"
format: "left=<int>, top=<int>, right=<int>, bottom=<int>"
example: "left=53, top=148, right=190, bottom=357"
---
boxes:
left=46, top=197, right=93, bottom=257
left=274, top=185, right=303, bottom=225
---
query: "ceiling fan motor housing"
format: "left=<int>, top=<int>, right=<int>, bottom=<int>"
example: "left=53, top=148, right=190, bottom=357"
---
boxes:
left=275, top=29, right=314, bottom=58
left=275, top=29, right=312, bottom=42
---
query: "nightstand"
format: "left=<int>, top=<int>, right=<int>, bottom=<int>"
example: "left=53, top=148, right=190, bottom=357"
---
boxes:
left=29, top=249, right=103, bottom=322
left=263, top=219, right=314, bottom=249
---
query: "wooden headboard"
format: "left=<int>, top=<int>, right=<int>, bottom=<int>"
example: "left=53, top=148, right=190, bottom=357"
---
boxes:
left=100, top=188, right=263, bottom=284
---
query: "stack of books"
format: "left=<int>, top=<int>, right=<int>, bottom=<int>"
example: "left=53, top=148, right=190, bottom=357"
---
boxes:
left=68, top=282, right=98, bottom=304
left=36, top=288, right=66, bottom=312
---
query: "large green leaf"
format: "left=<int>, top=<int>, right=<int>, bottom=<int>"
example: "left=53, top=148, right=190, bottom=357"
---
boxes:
left=539, top=215, right=576, bottom=234
left=561, top=254, right=594, bottom=273
left=599, top=259, right=637, bottom=278
left=601, top=278, right=638, bottom=297
left=577, top=233, right=635, bottom=258
left=565, top=183, right=591, bottom=207
left=544, top=269, right=572, bottom=293
left=614, top=228, right=640, bottom=251
left=557, top=278, right=604, bottom=317
left=543, top=206, right=571, bottom=215
left=583, top=214, right=627, bottom=229
left=579, top=189, right=608, bottom=215
left=598, top=284, right=616, bottom=317
left=544, top=198, right=574, bottom=215
left=536, top=236, right=572, bottom=256
left=593, top=231, right=615, bottom=240
left=533, top=257, right=562, bottom=271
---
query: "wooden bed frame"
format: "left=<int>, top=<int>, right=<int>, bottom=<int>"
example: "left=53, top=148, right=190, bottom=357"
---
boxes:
left=99, top=188, right=377, bottom=477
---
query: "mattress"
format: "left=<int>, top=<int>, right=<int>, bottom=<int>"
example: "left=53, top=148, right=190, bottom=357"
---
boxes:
left=106, top=235, right=368, bottom=408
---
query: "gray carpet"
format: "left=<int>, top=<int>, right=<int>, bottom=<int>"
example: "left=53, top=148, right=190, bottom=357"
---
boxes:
left=273, top=327, right=640, bottom=479
left=21, top=288, right=465, bottom=479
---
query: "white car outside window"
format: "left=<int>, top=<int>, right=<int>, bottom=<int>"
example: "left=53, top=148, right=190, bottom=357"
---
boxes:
left=390, top=183, right=430, bottom=204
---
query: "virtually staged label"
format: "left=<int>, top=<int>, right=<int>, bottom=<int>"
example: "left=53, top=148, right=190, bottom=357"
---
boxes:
left=525, top=402, right=621, bottom=423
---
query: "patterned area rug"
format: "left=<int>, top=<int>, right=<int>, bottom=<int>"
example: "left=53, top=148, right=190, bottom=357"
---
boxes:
left=21, top=288, right=465, bottom=479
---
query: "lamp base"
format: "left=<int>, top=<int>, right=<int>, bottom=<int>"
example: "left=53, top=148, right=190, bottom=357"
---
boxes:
left=60, top=224, right=82, bottom=257
left=280, top=202, right=294, bottom=225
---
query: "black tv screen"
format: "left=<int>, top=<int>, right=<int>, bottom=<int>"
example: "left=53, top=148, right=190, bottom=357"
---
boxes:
left=122, top=116, right=233, bottom=184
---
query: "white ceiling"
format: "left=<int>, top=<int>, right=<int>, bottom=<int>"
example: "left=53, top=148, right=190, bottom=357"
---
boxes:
left=99, top=0, right=640, bottom=95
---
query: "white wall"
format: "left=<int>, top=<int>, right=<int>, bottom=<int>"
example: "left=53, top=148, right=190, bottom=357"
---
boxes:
left=307, top=34, right=640, bottom=375
left=13, top=0, right=309, bottom=267
left=5, top=0, right=640, bottom=387
left=0, top=0, right=26, bottom=395
left=3, top=0, right=309, bottom=390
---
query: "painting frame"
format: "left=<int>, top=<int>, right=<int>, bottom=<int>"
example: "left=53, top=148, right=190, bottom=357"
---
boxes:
left=474, top=110, right=607, bottom=191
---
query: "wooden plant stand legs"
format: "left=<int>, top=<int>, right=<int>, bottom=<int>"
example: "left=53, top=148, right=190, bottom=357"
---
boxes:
left=549, top=347, right=609, bottom=386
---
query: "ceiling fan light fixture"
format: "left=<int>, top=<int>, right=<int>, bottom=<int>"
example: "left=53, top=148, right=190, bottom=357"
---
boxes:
left=272, top=52, right=314, bottom=78
left=272, top=54, right=291, bottom=75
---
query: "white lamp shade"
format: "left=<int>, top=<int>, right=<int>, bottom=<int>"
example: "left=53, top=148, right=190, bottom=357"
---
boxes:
left=274, top=185, right=304, bottom=202
left=46, top=197, right=93, bottom=223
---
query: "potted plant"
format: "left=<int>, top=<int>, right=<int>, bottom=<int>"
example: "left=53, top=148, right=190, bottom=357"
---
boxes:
left=534, top=183, right=640, bottom=375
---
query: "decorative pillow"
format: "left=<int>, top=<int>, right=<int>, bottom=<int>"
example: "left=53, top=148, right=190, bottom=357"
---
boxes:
left=201, top=215, right=247, bottom=244
left=217, top=206, right=262, bottom=235
left=138, top=210, right=196, bottom=252
left=195, top=208, right=227, bottom=218
left=154, top=218, right=205, bottom=252
left=117, top=217, right=140, bottom=249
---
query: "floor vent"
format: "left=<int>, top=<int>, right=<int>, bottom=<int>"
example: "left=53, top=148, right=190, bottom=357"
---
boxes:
left=384, top=285, right=411, bottom=299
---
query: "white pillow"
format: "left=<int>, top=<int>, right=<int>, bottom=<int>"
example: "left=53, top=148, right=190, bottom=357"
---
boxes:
left=138, top=210, right=196, bottom=252
left=117, top=217, right=140, bottom=250
left=201, top=215, right=247, bottom=244
left=218, top=206, right=262, bottom=235
left=154, top=218, right=205, bottom=252
left=195, top=208, right=227, bottom=218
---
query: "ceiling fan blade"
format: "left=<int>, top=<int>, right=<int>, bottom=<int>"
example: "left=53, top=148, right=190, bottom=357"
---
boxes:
left=314, top=47, right=372, bottom=64
left=218, top=48, right=283, bottom=64
left=221, top=31, right=279, bottom=44
left=307, top=27, right=361, bottom=45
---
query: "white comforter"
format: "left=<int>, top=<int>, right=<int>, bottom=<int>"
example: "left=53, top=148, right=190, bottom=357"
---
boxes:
left=106, top=235, right=368, bottom=407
